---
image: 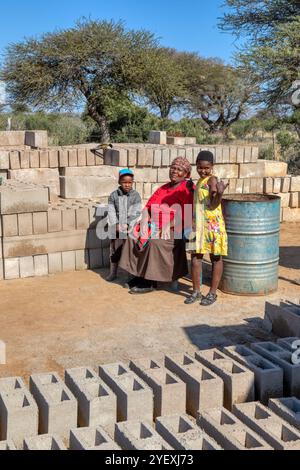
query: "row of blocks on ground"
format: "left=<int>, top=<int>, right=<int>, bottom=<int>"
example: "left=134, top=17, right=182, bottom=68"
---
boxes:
left=1, top=335, right=300, bottom=450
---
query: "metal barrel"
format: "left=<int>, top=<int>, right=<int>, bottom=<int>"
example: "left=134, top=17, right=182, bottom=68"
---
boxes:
left=220, top=194, right=281, bottom=296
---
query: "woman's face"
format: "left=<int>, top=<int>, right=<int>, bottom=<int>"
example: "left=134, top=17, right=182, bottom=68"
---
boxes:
left=169, top=164, right=187, bottom=184
left=197, top=160, right=213, bottom=179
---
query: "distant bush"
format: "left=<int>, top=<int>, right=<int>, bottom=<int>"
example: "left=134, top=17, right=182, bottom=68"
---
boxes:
left=259, top=144, right=274, bottom=160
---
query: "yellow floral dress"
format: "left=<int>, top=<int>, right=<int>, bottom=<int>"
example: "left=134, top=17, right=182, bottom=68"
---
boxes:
left=193, top=176, right=228, bottom=255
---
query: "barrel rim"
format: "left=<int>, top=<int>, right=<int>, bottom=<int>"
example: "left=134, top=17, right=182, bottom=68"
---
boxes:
left=222, top=193, right=281, bottom=203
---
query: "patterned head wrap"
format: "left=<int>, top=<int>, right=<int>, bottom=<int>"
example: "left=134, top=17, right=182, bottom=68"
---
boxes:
left=170, top=156, right=192, bottom=177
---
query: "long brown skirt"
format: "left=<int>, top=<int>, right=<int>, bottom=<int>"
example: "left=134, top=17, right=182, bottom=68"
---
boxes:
left=119, top=235, right=188, bottom=282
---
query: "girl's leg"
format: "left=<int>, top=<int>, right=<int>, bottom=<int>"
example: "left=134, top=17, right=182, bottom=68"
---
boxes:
left=184, top=253, right=203, bottom=304
left=210, top=255, right=223, bottom=294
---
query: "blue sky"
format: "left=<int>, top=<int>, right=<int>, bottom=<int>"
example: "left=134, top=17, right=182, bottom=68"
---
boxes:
left=0, top=0, right=237, bottom=62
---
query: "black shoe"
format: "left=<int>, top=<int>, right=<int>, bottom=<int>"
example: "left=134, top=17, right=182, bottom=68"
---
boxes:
left=200, top=293, right=217, bottom=306
left=129, top=286, right=154, bottom=295
left=184, top=291, right=202, bottom=305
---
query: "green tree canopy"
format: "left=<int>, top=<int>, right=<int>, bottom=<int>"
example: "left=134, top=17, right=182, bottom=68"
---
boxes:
left=1, top=18, right=158, bottom=142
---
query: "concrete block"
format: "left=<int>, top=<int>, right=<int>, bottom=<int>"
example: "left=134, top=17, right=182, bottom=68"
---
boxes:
left=145, top=148, right=154, bottom=166
left=243, top=179, right=251, bottom=194
left=77, top=148, right=87, bottom=166
left=283, top=207, right=300, bottom=222
left=281, top=177, right=291, bottom=193
left=263, top=177, right=273, bottom=194
left=75, top=250, right=89, bottom=271
left=4, top=258, right=20, bottom=280
left=29, top=151, right=39, bottom=168
left=251, top=147, right=259, bottom=163
left=47, top=209, right=62, bottom=232
left=157, top=168, right=170, bottom=183
left=277, top=336, right=300, bottom=352
left=18, top=213, right=33, bottom=236
left=48, top=150, right=59, bottom=168
left=153, top=149, right=162, bottom=167
left=0, top=150, right=10, bottom=169
left=240, top=161, right=287, bottom=178
left=130, top=358, right=186, bottom=418
left=128, top=148, right=137, bottom=167
left=20, top=151, right=30, bottom=169
left=86, top=148, right=96, bottom=166
left=185, top=137, right=197, bottom=145
left=244, top=147, right=252, bottom=163
left=198, top=407, right=271, bottom=450
left=65, top=367, right=117, bottom=433
left=137, top=148, right=146, bottom=166
left=265, top=301, right=300, bottom=339
left=48, top=253, right=62, bottom=274
left=134, top=168, right=157, bottom=183
left=68, top=149, right=78, bottom=167
left=60, top=176, right=117, bottom=199
left=0, top=131, right=25, bottom=147
left=236, top=147, right=244, bottom=163
left=228, top=179, right=236, bottom=194
left=34, top=254, right=48, bottom=277
left=8, top=168, right=60, bottom=195
left=0, top=390, right=38, bottom=449
left=19, top=256, right=35, bottom=278
left=39, top=150, right=49, bottom=168
left=24, top=434, right=67, bottom=450
left=29, top=372, right=77, bottom=440
left=25, top=130, right=48, bottom=148
left=195, top=349, right=255, bottom=410
left=184, top=147, right=193, bottom=164
left=103, top=149, right=112, bottom=165
left=143, top=183, right=152, bottom=200
left=76, top=207, right=90, bottom=230
left=62, top=251, right=76, bottom=272
left=229, top=147, right=237, bottom=163
left=278, top=192, right=291, bottom=208
left=269, top=397, right=300, bottom=431
left=0, top=440, right=16, bottom=450
left=256, top=178, right=264, bottom=193
left=33, top=212, right=48, bottom=234
left=2, top=214, right=18, bottom=237
left=0, top=376, right=27, bottom=393
left=167, top=136, right=186, bottom=145
left=99, top=363, right=153, bottom=422
left=61, top=166, right=117, bottom=178
left=223, top=345, right=283, bottom=405
left=233, top=401, right=300, bottom=450
left=59, top=150, right=68, bottom=167
left=161, top=149, right=170, bottom=167
left=115, top=421, right=172, bottom=450
left=222, top=147, right=230, bottom=164
left=149, top=131, right=167, bottom=145
left=291, top=176, right=300, bottom=192
left=251, top=341, right=300, bottom=396
left=290, top=192, right=300, bottom=208
left=62, top=208, right=76, bottom=231
left=156, top=414, right=221, bottom=450
left=112, top=149, right=128, bottom=167
left=70, top=426, right=120, bottom=450
left=9, top=151, right=21, bottom=170
left=0, top=341, right=6, bottom=364
left=165, top=353, right=224, bottom=417
left=214, top=164, right=239, bottom=179
left=273, top=177, right=281, bottom=194
left=235, top=179, right=243, bottom=194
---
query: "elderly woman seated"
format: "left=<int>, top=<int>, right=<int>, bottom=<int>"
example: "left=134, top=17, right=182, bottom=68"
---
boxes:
left=119, top=157, right=193, bottom=294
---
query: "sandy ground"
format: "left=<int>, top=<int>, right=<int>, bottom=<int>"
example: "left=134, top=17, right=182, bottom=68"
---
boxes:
left=0, top=223, right=299, bottom=382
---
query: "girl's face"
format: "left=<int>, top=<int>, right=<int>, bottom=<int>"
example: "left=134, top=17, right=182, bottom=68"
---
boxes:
left=197, top=161, right=213, bottom=179
left=169, top=164, right=187, bottom=184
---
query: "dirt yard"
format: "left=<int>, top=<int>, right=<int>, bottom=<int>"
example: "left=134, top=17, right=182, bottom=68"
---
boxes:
left=0, top=223, right=299, bottom=382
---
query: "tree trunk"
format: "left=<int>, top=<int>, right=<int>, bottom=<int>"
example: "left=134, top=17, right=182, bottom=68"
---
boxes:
left=87, top=102, right=110, bottom=143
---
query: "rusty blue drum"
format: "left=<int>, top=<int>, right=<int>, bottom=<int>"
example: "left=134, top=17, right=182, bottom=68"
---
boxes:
left=220, top=194, right=281, bottom=295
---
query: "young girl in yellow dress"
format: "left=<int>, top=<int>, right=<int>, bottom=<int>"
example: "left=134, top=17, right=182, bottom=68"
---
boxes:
left=185, top=150, right=228, bottom=306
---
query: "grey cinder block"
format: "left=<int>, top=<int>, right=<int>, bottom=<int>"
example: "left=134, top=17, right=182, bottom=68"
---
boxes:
left=24, top=434, right=67, bottom=450
left=269, top=397, right=300, bottom=431
left=115, top=420, right=172, bottom=450
left=69, top=426, right=120, bottom=450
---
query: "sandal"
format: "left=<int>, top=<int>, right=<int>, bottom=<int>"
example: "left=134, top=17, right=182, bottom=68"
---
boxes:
left=200, top=293, right=218, bottom=306
left=184, top=291, right=202, bottom=305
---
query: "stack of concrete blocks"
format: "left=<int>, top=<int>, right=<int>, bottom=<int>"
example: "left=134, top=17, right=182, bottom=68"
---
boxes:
left=69, top=426, right=120, bottom=450
left=0, top=180, right=110, bottom=280
left=0, top=440, right=16, bottom=450
left=164, top=353, right=224, bottom=417
left=29, top=372, right=77, bottom=442
left=0, top=377, right=38, bottom=449
left=223, top=345, right=283, bottom=404
left=198, top=407, right=272, bottom=450
left=233, top=402, right=300, bottom=450
left=269, top=397, right=300, bottom=431
left=251, top=342, right=300, bottom=397
left=195, top=349, right=255, bottom=410
left=115, top=421, right=172, bottom=450
left=265, top=300, right=300, bottom=338
left=65, top=366, right=117, bottom=434
left=99, top=363, right=153, bottom=422
left=24, top=435, right=67, bottom=450
left=129, top=358, right=186, bottom=419
left=156, top=414, right=222, bottom=450
left=277, top=336, right=300, bottom=351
